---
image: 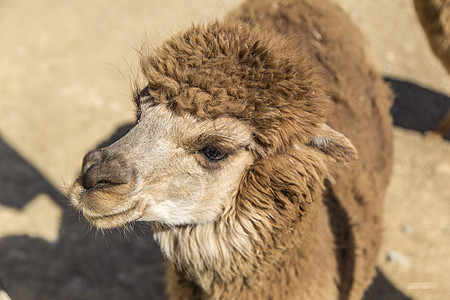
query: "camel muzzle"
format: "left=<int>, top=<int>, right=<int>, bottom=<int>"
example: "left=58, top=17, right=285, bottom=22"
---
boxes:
left=81, top=148, right=134, bottom=191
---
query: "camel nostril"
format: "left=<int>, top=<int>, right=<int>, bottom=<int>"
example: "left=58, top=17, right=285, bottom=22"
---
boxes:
left=86, top=179, right=115, bottom=190
left=82, top=170, right=115, bottom=190
left=80, top=149, right=133, bottom=191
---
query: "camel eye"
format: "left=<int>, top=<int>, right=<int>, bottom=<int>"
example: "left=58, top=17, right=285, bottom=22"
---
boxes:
left=200, top=146, right=227, bottom=162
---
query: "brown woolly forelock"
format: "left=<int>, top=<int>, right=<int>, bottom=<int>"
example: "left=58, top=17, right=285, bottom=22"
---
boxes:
left=139, top=21, right=329, bottom=154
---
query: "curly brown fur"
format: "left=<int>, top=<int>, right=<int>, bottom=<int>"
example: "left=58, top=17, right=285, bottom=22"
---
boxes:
left=139, top=22, right=329, bottom=154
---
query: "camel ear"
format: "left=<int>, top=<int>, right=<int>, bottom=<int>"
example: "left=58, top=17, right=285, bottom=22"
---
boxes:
left=307, top=123, right=358, bottom=163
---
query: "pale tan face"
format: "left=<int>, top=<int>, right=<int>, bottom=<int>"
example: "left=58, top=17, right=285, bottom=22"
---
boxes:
left=70, top=104, right=255, bottom=229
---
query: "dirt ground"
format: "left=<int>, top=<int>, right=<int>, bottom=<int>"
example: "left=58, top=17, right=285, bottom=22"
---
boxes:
left=0, top=0, right=449, bottom=299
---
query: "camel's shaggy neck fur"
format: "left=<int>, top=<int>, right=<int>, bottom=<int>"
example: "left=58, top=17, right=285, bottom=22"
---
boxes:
left=153, top=148, right=338, bottom=299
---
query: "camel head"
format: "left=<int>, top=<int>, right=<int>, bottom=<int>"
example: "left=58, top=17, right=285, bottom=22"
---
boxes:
left=69, top=23, right=357, bottom=229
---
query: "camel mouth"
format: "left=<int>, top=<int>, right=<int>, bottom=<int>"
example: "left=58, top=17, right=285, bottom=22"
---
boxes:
left=82, top=200, right=147, bottom=229
left=69, top=179, right=147, bottom=229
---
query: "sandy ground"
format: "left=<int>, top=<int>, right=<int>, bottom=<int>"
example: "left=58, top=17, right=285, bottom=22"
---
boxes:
left=0, top=0, right=449, bottom=299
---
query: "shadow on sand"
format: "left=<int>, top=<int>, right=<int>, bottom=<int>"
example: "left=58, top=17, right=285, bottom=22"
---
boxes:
left=0, top=131, right=166, bottom=300
left=3, top=76, right=447, bottom=299
left=387, top=77, right=450, bottom=140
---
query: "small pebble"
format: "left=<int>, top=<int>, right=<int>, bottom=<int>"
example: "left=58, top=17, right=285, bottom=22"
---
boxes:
left=386, top=250, right=411, bottom=267
left=401, top=224, right=412, bottom=235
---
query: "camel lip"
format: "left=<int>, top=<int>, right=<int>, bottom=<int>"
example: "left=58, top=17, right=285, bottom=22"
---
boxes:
left=69, top=177, right=147, bottom=229
left=81, top=199, right=149, bottom=229
left=85, top=199, right=140, bottom=221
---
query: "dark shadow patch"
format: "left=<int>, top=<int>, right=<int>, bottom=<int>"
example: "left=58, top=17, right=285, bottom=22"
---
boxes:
left=386, top=77, right=450, bottom=140
left=363, top=268, right=413, bottom=300
left=323, top=182, right=355, bottom=300
left=0, top=127, right=167, bottom=300
left=324, top=181, right=413, bottom=300
left=0, top=135, right=63, bottom=209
